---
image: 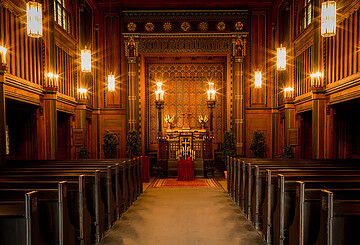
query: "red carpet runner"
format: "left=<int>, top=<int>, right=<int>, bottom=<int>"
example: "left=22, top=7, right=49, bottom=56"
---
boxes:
left=151, top=178, right=220, bottom=188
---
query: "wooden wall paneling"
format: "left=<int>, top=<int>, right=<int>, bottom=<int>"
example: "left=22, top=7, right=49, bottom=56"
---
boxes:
left=15, top=14, right=20, bottom=77
left=335, top=21, right=339, bottom=81
left=343, top=18, right=348, bottom=78
left=104, top=13, right=121, bottom=107
left=19, top=17, right=24, bottom=80
left=9, top=12, right=14, bottom=75
left=348, top=16, right=353, bottom=76
left=355, top=10, right=359, bottom=74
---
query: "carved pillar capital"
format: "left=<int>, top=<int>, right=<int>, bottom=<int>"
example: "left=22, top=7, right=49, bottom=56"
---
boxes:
left=125, top=37, right=139, bottom=58
left=233, top=35, right=247, bottom=58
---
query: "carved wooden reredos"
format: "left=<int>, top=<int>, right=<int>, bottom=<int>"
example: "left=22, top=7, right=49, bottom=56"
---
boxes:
left=123, top=10, right=248, bottom=152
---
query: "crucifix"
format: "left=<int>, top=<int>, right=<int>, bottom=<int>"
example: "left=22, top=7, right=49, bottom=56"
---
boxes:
left=181, top=108, right=192, bottom=130
left=181, top=138, right=191, bottom=149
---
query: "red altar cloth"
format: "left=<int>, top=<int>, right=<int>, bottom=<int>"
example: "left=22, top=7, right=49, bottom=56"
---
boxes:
left=142, top=156, right=150, bottom=183
left=177, top=158, right=195, bottom=181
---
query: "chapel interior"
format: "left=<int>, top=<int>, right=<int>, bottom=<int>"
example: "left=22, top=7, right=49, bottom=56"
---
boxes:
left=0, top=0, right=360, bottom=244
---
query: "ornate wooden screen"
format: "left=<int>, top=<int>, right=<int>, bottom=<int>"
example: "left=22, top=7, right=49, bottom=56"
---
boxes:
left=147, top=63, right=224, bottom=149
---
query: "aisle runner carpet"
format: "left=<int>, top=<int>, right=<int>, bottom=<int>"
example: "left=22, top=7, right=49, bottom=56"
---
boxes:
left=152, top=178, right=220, bottom=188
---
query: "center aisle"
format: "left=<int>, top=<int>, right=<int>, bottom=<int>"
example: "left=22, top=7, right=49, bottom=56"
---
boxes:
left=99, top=179, right=266, bottom=245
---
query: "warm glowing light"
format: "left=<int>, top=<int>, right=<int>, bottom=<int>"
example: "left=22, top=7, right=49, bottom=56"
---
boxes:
left=207, top=82, right=216, bottom=100
left=155, top=82, right=164, bottom=101
left=108, top=74, right=115, bottom=92
left=81, top=47, right=91, bottom=72
left=310, top=72, right=322, bottom=87
left=254, top=71, right=262, bottom=88
left=47, top=73, right=59, bottom=87
left=284, top=87, right=293, bottom=99
left=27, top=2, right=42, bottom=38
left=0, top=46, right=6, bottom=64
left=277, top=45, right=286, bottom=70
left=78, top=88, right=87, bottom=100
left=321, top=1, right=336, bottom=37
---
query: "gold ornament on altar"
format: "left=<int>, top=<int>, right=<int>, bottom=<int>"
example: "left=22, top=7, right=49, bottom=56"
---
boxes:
left=216, top=22, right=226, bottom=31
left=127, top=22, right=137, bottom=32
left=164, top=115, right=175, bottom=129
left=145, top=22, right=155, bottom=32
left=163, top=22, right=172, bottom=32
left=198, top=115, right=208, bottom=124
left=198, top=115, right=208, bottom=129
left=234, top=21, right=244, bottom=31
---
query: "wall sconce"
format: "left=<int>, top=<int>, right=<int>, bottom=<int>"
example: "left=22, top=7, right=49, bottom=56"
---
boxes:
left=310, top=72, right=322, bottom=87
left=155, top=82, right=164, bottom=101
left=47, top=73, right=59, bottom=87
left=0, top=46, right=6, bottom=65
left=284, top=87, right=293, bottom=99
left=321, top=1, right=336, bottom=37
left=81, top=47, right=91, bottom=72
left=78, top=88, right=87, bottom=100
left=207, top=82, right=216, bottom=100
left=108, top=74, right=115, bottom=92
left=27, top=1, right=42, bottom=38
left=254, top=71, right=262, bottom=88
left=277, top=45, right=286, bottom=70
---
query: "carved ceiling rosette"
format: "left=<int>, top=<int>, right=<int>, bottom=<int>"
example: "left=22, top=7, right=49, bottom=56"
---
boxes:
left=234, top=21, right=244, bottom=31
left=180, top=22, right=191, bottom=32
left=127, top=22, right=137, bottom=32
left=216, top=22, right=226, bottom=31
left=198, top=22, right=208, bottom=32
left=145, top=22, right=155, bottom=32
left=163, top=22, right=172, bottom=32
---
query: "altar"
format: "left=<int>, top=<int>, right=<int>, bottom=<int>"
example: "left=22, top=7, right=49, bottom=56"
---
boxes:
left=157, top=128, right=213, bottom=177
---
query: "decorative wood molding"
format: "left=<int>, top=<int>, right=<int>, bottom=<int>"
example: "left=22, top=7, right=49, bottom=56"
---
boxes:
left=123, top=10, right=249, bottom=21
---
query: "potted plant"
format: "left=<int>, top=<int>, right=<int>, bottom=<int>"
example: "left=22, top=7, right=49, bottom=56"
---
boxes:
left=281, top=145, right=294, bottom=159
left=249, top=130, right=266, bottom=158
left=102, top=130, right=119, bottom=158
left=77, top=145, right=90, bottom=159
left=222, top=131, right=236, bottom=159
left=126, top=129, right=141, bottom=158
left=222, top=131, right=236, bottom=178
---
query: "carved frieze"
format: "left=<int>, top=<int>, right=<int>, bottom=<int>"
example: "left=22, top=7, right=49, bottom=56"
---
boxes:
left=137, top=38, right=233, bottom=54
left=122, top=10, right=248, bottom=34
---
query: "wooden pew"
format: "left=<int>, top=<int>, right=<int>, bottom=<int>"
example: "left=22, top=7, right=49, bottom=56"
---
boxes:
left=266, top=172, right=360, bottom=245
left=0, top=172, right=105, bottom=243
left=0, top=182, right=76, bottom=245
left=289, top=181, right=360, bottom=245
left=250, top=165, right=360, bottom=232
left=0, top=177, right=91, bottom=245
left=0, top=191, right=45, bottom=245
left=0, top=166, right=116, bottom=230
left=314, top=189, right=360, bottom=245
left=261, top=170, right=360, bottom=244
left=8, top=158, right=143, bottom=214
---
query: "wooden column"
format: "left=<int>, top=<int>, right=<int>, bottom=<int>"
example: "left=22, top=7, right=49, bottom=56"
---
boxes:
left=44, top=88, right=58, bottom=159
left=127, top=47, right=139, bottom=130
left=284, top=99, right=296, bottom=145
left=0, top=65, right=7, bottom=166
left=233, top=36, right=247, bottom=156
left=312, top=88, right=326, bottom=159
left=76, top=100, right=87, bottom=146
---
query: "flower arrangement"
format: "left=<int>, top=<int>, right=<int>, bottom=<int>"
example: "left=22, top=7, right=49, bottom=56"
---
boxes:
left=198, top=115, right=208, bottom=124
left=164, top=115, right=175, bottom=124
